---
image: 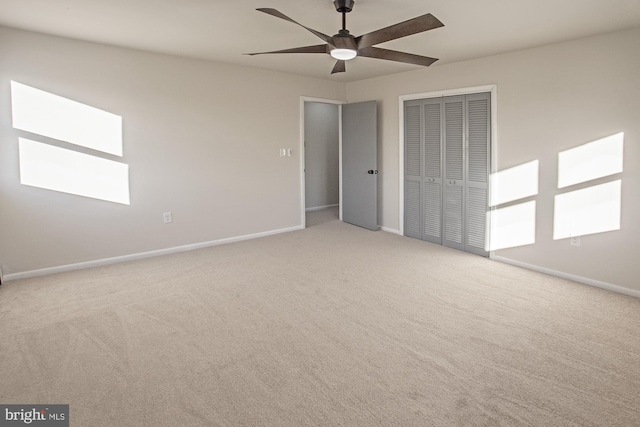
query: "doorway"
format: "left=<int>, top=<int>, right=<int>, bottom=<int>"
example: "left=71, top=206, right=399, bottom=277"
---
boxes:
left=300, top=97, right=344, bottom=228
left=300, top=97, right=378, bottom=230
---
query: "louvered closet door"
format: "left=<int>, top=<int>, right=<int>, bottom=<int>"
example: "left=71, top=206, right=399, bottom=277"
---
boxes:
left=465, top=93, right=490, bottom=256
left=404, top=93, right=490, bottom=257
left=442, top=96, right=465, bottom=251
left=422, top=99, right=443, bottom=244
left=404, top=100, right=422, bottom=239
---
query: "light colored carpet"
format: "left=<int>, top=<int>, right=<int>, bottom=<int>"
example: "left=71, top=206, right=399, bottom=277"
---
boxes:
left=1, top=208, right=639, bottom=426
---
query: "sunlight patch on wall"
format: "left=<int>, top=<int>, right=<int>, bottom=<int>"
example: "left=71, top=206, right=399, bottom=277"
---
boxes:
left=558, top=133, right=623, bottom=189
left=487, top=160, right=539, bottom=251
left=11, top=81, right=123, bottom=156
left=554, top=133, right=623, bottom=240
left=11, top=81, right=129, bottom=204
left=489, top=201, right=536, bottom=251
left=489, top=160, right=539, bottom=207
left=19, top=138, right=130, bottom=205
left=553, top=180, right=621, bottom=240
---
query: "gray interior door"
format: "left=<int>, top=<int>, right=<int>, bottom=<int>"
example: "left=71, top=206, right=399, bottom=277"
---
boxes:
left=342, top=101, right=378, bottom=230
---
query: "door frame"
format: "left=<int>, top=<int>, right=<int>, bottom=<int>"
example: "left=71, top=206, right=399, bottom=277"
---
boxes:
left=398, top=84, right=498, bottom=255
left=300, top=96, right=346, bottom=228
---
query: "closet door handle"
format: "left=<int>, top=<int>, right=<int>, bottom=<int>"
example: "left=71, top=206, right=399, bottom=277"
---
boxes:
left=449, top=180, right=456, bottom=184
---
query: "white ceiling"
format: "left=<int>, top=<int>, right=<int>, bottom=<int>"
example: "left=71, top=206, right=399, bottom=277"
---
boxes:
left=1, top=0, right=639, bottom=82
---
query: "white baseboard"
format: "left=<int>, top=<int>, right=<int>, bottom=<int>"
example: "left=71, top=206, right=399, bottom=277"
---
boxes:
left=492, top=255, right=640, bottom=299
left=380, top=226, right=402, bottom=235
left=305, top=204, right=339, bottom=212
left=4, top=225, right=303, bottom=282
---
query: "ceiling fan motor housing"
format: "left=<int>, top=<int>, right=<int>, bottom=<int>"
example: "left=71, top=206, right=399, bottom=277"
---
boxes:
left=334, top=0, right=355, bottom=13
left=332, top=29, right=357, bottom=50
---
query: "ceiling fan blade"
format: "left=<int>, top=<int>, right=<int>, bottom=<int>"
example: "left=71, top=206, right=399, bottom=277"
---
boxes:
left=331, top=60, right=346, bottom=74
left=358, top=47, right=438, bottom=66
left=245, top=44, right=328, bottom=56
left=355, top=13, right=444, bottom=49
left=257, top=8, right=334, bottom=45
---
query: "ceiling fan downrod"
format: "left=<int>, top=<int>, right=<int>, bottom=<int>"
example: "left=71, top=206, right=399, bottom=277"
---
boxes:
left=334, top=0, right=354, bottom=31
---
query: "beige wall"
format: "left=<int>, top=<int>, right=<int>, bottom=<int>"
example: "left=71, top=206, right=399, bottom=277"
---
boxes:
left=0, top=26, right=345, bottom=275
left=346, top=27, right=640, bottom=293
left=2, top=25, right=638, bottom=295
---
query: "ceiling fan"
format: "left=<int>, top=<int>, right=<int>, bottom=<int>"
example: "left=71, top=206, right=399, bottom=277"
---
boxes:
left=246, top=0, right=444, bottom=74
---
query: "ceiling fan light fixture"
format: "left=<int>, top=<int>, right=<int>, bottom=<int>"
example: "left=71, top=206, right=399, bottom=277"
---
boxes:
left=330, top=48, right=357, bottom=61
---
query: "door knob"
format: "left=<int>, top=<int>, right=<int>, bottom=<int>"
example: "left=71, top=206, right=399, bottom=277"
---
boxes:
left=368, top=170, right=378, bottom=174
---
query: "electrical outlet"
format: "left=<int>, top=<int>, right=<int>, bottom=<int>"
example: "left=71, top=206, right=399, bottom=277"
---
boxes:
left=163, top=212, right=172, bottom=224
left=570, top=236, right=581, bottom=246
left=279, top=148, right=286, bottom=157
